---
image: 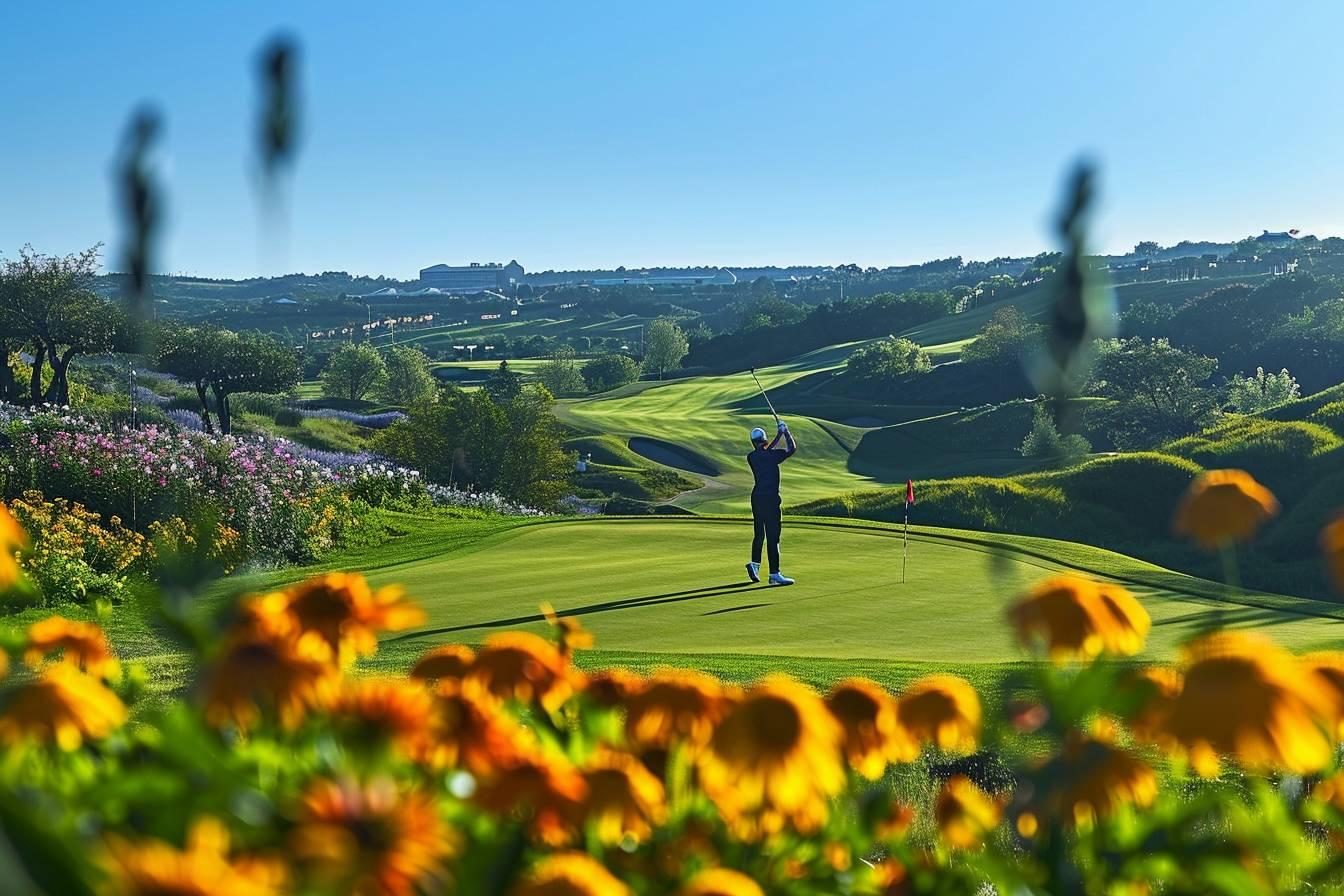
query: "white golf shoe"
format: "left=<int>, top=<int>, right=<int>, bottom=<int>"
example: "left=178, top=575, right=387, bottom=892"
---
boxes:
left=769, top=572, right=795, bottom=586
left=746, top=561, right=761, bottom=583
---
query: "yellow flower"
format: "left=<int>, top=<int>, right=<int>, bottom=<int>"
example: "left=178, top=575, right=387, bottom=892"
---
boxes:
left=541, top=601, right=596, bottom=656
left=625, top=669, right=729, bottom=749
left=473, top=746, right=589, bottom=846
left=1008, top=576, right=1149, bottom=661
left=292, top=776, right=455, bottom=896
left=1123, top=666, right=1183, bottom=744
left=409, top=644, right=475, bottom=681
left=581, top=750, right=667, bottom=845
left=468, top=631, right=574, bottom=713
left=935, top=775, right=1000, bottom=849
left=699, top=675, right=845, bottom=835
left=513, top=852, right=631, bottom=896
left=1172, top=469, right=1279, bottom=549
left=102, top=817, right=283, bottom=896
left=283, top=572, right=425, bottom=665
left=1323, top=515, right=1344, bottom=593
left=1023, top=738, right=1157, bottom=827
left=0, top=503, right=26, bottom=591
left=420, top=679, right=534, bottom=775
left=24, top=615, right=120, bottom=678
left=825, top=678, right=914, bottom=779
left=319, top=677, right=432, bottom=755
left=203, top=597, right=339, bottom=730
left=586, top=667, right=645, bottom=707
left=1160, top=632, right=1335, bottom=776
left=0, top=663, right=126, bottom=749
left=895, top=675, right=980, bottom=756
left=680, top=868, right=765, bottom=896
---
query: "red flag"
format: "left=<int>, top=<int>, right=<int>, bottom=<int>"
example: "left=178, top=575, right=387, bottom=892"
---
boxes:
left=905, top=479, right=915, bottom=507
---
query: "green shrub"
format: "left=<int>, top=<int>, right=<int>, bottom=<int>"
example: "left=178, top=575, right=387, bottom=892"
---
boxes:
left=274, top=406, right=305, bottom=427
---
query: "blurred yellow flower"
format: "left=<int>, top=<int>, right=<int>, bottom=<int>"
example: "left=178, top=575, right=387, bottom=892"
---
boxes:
left=24, top=615, right=119, bottom=679
left=586, top=667, right=645, bottom=707
left=895, top=675, right=980, bottom=756
left=699, top=675, right=845, bottom=835
left=935, top=775, right=1000, bottom=849
left=1008, top=576, right=1149, bottom=661
left=102, top=817, right=282, bottom=896
left=541, top=601, right=596, bottom=656
left=625, top=669, right=729, bottom=749
left=1161, top=632, right=1335, bottom=776
left=473, top=746, right=589, bottom=846
left=1023, top=738, right=1157, bottom=827
left=468, top=631, right=575, bottom=712
left=513, top=852, right=631, bottom=896
left=284, top=572, right=425, bottom=665
left=581, top=749, right=667, bottom=845
left=0, top=503, right=26, bottom=590
left=680, top=868, right=765, bottom=896
left=826, top=677, right=913, bottom=779
left=292, top=776, right=454, bottom=896
left=408, top=644, right=475, bottom=681
left=421, top=679, right=534, bottom=775
left=0, top=663, right=126, bottom=750
left=319, top=677, right=432, bottom=754
left=1172, top=469, right=1279, bottom=549
left=1322, top=515, right=1344, bottom=592
left=1123, top=666, right=1183, bottom=744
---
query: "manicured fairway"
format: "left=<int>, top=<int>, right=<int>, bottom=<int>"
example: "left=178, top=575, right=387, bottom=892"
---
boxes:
left=373, top=518, right=1344, bottom=668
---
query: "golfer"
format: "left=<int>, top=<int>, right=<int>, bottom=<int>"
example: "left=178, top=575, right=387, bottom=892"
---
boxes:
left=746, top=421, right=796, bottom=585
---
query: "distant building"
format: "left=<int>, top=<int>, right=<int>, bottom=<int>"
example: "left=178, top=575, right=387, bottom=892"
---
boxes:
left=1254, top=230, right=1299, bottom=247
left=419, top=260, right=525, bottom=294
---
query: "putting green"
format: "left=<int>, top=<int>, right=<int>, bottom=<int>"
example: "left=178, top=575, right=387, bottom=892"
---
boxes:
left=375, top=518, right=1344, bottom=665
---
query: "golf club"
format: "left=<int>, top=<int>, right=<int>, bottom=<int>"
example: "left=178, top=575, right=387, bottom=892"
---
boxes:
left=749, top=367, right=781, bottom=425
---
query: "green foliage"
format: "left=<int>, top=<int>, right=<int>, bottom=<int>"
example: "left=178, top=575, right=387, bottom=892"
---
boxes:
left=641, top=318, right=689, bottom=379
left=1120, top=299, right=1176, bottom=339
left=379, top=345, right=436, bottom=406
left=1226, top=366, right=1300, bottom=413
left=153, top=324, right=300, bottom=435
left=1020, top=403, right=1092, bottom=462
left=483, top=360, right=523, bottom=403
left=537, top=346, right=587, bottom=397
left=961, top=305, right=1044, bottom=367
left=320, top=342, right=387, bottom=402
left=1085, top=337, right=1220, bottom=448
left=1165, top=416, right=1342, bottom=497
left=581, top=354, right=640, bottom=393
left=846, top=336, right=931, bottom=381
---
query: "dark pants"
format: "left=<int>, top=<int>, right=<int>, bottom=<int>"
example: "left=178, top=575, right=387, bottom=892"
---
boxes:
left=750, top=492, right=782, bottom=573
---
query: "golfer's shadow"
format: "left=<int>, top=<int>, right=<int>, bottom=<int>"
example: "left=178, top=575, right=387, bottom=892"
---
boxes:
left=386, top=582, right=758, bottom=643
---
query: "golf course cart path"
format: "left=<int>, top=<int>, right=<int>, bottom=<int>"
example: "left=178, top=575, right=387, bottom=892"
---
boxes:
left=372, top=517, right=1344, bottom=665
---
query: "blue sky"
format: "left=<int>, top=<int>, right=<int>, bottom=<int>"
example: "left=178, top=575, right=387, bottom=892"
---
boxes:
left=3, top=1, right=1341, bottom=279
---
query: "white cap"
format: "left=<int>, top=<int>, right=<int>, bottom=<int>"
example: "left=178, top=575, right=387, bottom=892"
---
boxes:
left=750, top=427, right=767, bottom=444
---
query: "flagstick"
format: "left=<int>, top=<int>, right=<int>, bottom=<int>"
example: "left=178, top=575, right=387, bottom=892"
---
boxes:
left=902, top=506, right=909, bottom=584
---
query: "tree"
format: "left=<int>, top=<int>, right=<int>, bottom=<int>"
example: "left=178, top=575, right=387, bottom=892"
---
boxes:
left=538, top=346, right=587, bottom=397
left=1120, top=300, right=1176, bottom=339
left=961, top=306, right=1044, bottom=367
left=1085, top=337, right=1220, bottom=448
left=750, top=276, right=777, bottom=299
left=1020, top=403, right=1091, bottom=462
left=581, top=354, right=640, bottom=393
left=380, top=346, right=436, bottom=406
left=847, top=337, right=931, bottom=381
left=154, top=324, right=299, bottom=434
left=321, top=343, right=387, bottom=401
left=642, top=318, right=689, bottom=380
left=0, top=245, right=134, bottom=405
left=374, top=385, right=573, bottom=507
left=1133, top=241, right=1161, bottom=256
left=1226, top=367, right=1300, bottom=413
left=484, top=361, right=523, bottom=404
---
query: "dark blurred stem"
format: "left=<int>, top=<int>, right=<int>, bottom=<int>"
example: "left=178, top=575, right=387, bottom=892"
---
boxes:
left=485, top=826, right=527, bottom=893
left=1220, top=544, right=1241, bottom=593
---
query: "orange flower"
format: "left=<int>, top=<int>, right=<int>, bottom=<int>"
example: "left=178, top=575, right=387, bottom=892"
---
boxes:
left=292, top=777, right=455, bottom=896
left=319, top=677, right=432, bottom=754
left=283, top=572, right=424, bottom=665
left=581, top=750, right=667, bottom=845
left=0, top=503, right=26, bottom=591
left=1160, top=632, right=1335, bottom=776
left=895, top=675, right=980, bottom=756
left=541, top=601, right=596, bottom=656
left=1323, top=515, right=1344, bottom=593
left=468, top=632, right=574, bottom=712
left=586, top=668, right=645, bottom=707
left=935, top=775, right=1000, bottom=849
left=102, top=817, right=283, bottom=896
left=699, top=675, right=845, bottom=835
left=1022, top=738, right=1157, bottom=827
left=0, top=663, right=126, bottom=749
left=513, top=852, right=630, bottom=896
left=24, top=615, right=119, bottom=678
left=1123, top=666, right=1183, bottom=744
left=826, top=678, right=913, bottom=779
left=420, top=679, right=534, bottom=775
left=625, top=669, right=729, bottom=749
left=875, top=801, right=915, bottom=840
left=203, top=598, right=339, bottom=730
left=409, top=644, right=475, bottom=682
left=1008, top=576, right=1149, bottom=661
left=473, top=746, right=589, bottom=845
left=1173, top=469, right=1279, bottom=549
left=680, top=868, right=765, bottom=896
